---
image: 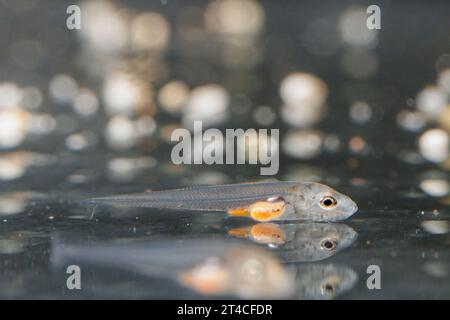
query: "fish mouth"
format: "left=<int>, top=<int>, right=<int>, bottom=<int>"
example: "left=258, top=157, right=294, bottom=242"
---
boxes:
left=349, top=202, right=358, bottom=215
left=342, top=226, right=358, bottom=245
left=343, top=202, right=358, bottom=219
left=340, top=197, right=358, bottom=220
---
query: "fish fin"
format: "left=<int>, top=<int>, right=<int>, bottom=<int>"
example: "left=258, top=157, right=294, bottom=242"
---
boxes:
left=144, top=189, right=152, bottom=192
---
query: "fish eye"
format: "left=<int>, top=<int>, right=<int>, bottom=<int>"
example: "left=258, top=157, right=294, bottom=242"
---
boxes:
left=320, top=238, right=337, bottom=251
left=320, top=195, right=337, bottom=209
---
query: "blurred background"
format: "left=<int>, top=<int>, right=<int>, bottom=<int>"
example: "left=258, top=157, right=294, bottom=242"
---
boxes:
left=1, top=0, right=450, bottom=299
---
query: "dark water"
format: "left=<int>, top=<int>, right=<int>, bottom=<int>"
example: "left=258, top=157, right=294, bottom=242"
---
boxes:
left=1, top=0, right=450, bottom=299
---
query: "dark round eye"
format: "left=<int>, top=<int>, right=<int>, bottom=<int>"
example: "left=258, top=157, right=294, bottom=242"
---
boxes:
left=320, top=238, right=337, bottom=251
left=320, top=195, right=337, bottom=209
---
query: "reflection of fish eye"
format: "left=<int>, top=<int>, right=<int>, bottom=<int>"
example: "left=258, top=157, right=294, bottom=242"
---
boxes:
left=320, top=196, right=337, bottom=209
left=321, top=282, right=335, bottom=295
left=241, top=259, right=264, bottom=283
left=320, top=238, right=337, bottom=251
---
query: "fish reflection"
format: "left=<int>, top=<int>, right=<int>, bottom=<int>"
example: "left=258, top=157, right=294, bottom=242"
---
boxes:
left=50, top=238, right=294, bottom=299
left=228, top=222, right=357, bottom=262
left=295, top=264, right=358, bottom=300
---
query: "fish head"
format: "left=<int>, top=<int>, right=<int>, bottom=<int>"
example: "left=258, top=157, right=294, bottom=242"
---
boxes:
left=283, top=223, right=358, bottom=262
left=287, top=182, right=358, bottom=221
